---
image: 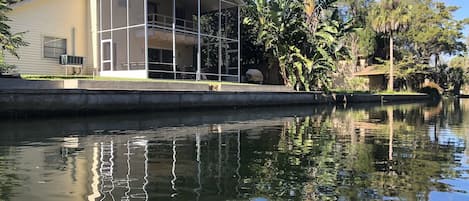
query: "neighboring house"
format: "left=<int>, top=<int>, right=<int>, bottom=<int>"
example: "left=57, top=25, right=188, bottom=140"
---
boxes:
left=5, top=0, right=96, bottom=75
left=5, top=0, right=243, bottom=82
left=354, top=65, right=389, bottom=91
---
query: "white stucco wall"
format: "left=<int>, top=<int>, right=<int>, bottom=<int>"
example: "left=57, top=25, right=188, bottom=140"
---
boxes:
left=4, top=0, right=97, bottom=75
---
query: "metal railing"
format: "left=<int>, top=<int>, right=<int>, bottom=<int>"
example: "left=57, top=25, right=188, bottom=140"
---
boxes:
left=147, top=13, right=197, bottom=32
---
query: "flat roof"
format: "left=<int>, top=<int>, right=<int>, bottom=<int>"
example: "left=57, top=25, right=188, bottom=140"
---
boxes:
left=354, top=65, right=388, bottom=77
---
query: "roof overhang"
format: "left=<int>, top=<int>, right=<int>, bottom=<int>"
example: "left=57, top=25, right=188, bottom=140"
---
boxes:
left=223, top=0, right=246, bottom=6
left=10, top=0, right=33, bottom=8
left=353, top=65, right=388, bottom=77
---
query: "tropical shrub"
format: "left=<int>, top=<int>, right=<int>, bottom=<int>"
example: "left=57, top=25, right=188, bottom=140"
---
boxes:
left=419, top=81, right=442, bottom=99
left=243, top=0, right=349, bottom=91
left=0, top=62, right=15, bottom=74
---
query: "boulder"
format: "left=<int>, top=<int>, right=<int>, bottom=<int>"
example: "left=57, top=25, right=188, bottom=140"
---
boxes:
left=246, top=69, right=263, bottom=84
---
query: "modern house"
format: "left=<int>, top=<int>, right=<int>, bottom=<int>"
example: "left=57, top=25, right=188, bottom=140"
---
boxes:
left=5, top=0, right=243, bottom=82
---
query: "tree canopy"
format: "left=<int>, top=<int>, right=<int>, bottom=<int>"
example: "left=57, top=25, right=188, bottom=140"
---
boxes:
left=241, top=0, right=469, bottom=93
left=0, top=0, right=28, bottom=74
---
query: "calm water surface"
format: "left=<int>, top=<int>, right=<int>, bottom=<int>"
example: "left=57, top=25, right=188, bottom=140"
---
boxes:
left=1, top=100, right=469, bottom=201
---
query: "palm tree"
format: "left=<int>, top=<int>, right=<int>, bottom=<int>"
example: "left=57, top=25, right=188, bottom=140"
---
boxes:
left=370, top=0, right=411, bottom=91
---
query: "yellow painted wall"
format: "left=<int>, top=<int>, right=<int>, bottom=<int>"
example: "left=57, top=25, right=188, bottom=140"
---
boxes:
left=5, top=0, right=97, bottom=75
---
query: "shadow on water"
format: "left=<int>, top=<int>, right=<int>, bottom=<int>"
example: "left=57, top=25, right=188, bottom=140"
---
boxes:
left=0, top=99, right=468, bottom=201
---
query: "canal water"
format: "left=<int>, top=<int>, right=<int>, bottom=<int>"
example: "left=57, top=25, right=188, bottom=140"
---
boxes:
left=0, top=99, right=469, bottom=201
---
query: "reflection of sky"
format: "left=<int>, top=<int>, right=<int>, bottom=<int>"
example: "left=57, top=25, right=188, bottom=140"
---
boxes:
left=428, top=127, right=465, bottom=147
left=428, top=125, right=469, bottom=201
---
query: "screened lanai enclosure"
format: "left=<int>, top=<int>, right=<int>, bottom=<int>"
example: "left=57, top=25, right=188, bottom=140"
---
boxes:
left=98, top=0, right=242, bottom=82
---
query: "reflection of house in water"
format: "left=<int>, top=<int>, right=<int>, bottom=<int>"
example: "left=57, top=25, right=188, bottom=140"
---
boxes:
left=88, top=137, right=149, bottom=201
left=84, top=123, right=248, bottom=201
left=6, top=118, right=289, bottom=200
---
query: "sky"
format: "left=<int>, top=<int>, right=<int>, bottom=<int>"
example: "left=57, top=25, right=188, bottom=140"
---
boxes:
left=436, top=0, right=469, bottom=62
left=441, top=0, right=469, bottom=37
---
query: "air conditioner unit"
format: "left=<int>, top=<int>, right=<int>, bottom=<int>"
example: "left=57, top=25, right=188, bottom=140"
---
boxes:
left=60, top=55, right=84, bottom=67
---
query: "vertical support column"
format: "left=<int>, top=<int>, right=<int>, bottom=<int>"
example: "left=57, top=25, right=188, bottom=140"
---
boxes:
left=218, top=0, right=222, bottom=81
left=110, top=0, right=113, bottom=71
left=196, top=0, right=201, bottom=81
left=172, top=0, right=177, bottom=79
left=99, top=0, right=102, bottom=73
left=144, top=0, right=149, bottom=78
left=71, top=27, right=76, bottom=56
left=237, top=5, right=241, bottom=83
left=126, top=0, right=130, bottom=71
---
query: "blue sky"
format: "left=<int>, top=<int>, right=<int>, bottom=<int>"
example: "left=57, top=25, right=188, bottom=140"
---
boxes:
left=441, top=0, right=469, bottom=37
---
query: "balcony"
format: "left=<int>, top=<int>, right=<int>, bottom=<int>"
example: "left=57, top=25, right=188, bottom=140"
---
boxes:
left=147, top=13, right=197, bottom=33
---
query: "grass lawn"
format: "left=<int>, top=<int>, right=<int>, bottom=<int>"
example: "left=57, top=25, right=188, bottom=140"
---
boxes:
left=20, top=74, right=255, bottom=86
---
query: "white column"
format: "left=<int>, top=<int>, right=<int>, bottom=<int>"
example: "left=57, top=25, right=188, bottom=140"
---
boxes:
left=144, top=0, right=149, bottom=78
left=110, top=0, right=113, bottom=71
left=237, top=5, right=241, bottom=83
left=126, top=0, right=130, bottom=71
left=99, top=0, right=102, bottom=74
left=218, top=0, right=222, bottom=81
left=197, top=0, right=201, bottom=81
left=172, top=0, right=177, bottom=79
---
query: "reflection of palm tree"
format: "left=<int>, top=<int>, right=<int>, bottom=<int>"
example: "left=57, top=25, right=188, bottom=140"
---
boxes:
left=387, top=108, right=394, bottom=163
left=194, top=131, right=202, bottom=201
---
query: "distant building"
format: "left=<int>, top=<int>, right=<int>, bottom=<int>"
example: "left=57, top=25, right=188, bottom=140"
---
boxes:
left=354, top=65, right=389, bottom=91
left=5, top=0, right=243, bottom=82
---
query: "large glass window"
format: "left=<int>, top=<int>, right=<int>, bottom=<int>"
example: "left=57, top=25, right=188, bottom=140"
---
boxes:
left=98, top=0, right=241, bottom=81
left=129, top=27, right=146, bottom=70
left=112, top=29, right=128, bottom=71
left=99, top=0, right=146, bottom=72
left=221, top=39, right=239, bottom=81
left=200, top=0, right=219, bottom=37
left=129, top=0, right=145, bottom=26
left=112, top=0, right=127, bottom=28
left=175, top=0, right=197, bottom=33
left=221, top=1, right=238, bottom=40
left=43, top=36, right=67, bottom=59
left=101, top=0, right=111, bottom=30
left=175, top=31, right=197, bottom=80
left=147, top=0, right=173, bottom=30
left=201, top=36, right=219, bottom=81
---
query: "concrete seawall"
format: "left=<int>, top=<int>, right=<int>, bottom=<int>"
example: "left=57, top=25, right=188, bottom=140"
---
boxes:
left=0, top=89, right=333, bottom=117
left=334, top=93, right=432, bottom=103
left=0, top=78, right=433, bottom=117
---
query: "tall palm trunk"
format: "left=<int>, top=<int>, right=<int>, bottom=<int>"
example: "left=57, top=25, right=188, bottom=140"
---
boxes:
left=388, top=31, right=394, bottom=91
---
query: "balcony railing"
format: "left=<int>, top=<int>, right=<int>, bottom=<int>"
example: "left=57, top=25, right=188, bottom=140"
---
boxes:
left=147, top=13, right=197, bottom=32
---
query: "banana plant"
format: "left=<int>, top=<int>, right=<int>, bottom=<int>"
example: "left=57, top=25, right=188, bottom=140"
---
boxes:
left=244, top=0, right=351, bottom=91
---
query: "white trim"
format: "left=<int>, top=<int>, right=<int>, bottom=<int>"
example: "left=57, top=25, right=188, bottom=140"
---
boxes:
left=126, top=0, right=130, bottom=71
left=172, top=0, right=176, bottom=79
left=218, top=0, right=222, bottom=81
left=100, top=39, right=113, bottom=71
left=42, top=35, right=68, bottom=59
left=144, top=0, right=149, bottom=77
left=147, top=22, right=239, bottom=42
left=197, top=0, right=201, bottom=81
left=237, top=5, right=241, bottom=82
left=100, top=70, right=148, bottom=78
left=98, top=24, right=146, bottom=33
